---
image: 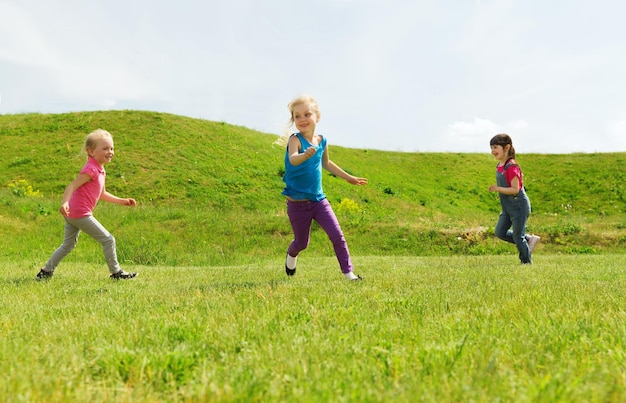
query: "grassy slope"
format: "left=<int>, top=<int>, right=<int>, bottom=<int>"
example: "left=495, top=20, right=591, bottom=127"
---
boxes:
left=1, top=111, right=625, bottom=266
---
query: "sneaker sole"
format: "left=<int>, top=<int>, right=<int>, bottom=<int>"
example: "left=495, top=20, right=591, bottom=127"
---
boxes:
left=110, top=273, right=138, bottom=280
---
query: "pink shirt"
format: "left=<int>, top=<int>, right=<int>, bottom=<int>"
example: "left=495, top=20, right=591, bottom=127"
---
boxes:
left=68, top=157, right=105, bottom=218
left=497, top=160, right=523, bottom=190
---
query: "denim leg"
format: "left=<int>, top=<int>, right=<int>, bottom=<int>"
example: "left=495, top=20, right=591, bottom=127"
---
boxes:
left=44, top=218, right=81, bottom=272
left=312, top=199, right=353, bottom=274
left=286, top=200, right=314, bottom=258
left=509, top=200, right=531, bottom=264
left=68, top=216, right=122, bottom=273
left=494, top=212, right=514, bottom=243
left=498, top=195, right=531, bottom=264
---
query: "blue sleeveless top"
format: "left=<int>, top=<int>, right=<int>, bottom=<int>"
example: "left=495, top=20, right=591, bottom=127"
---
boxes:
left=281, top=133, right=327, bottom=201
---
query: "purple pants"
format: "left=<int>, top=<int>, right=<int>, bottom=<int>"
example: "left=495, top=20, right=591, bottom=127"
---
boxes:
left=286, top=198, right=353, bottom=274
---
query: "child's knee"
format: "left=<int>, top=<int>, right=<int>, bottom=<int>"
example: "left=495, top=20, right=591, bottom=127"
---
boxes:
left=494, top=228, right=507, bottom=240
left=293, top=240, right=309, bottom=251
left=289, top=236, right=310, bottom=253
left=329, top=233, right=347, bottom=246
left=101, top=234, right=116, bottom=247
left=61, top=242, right=78, bottom=252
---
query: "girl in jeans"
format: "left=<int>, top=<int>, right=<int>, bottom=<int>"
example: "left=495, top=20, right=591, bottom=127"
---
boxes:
left=277, top=95, right=368, bottom=280
left=37, top=129, right=137, bottom=280
left=488, top=133, right=540, bottom=264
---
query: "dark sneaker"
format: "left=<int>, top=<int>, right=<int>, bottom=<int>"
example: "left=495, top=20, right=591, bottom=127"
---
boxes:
left=36, top=269, right=53, bottom=280
left=110, top=270, right=137, bottom=280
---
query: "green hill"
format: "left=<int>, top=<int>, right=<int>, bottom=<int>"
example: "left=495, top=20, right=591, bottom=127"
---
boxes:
left=1, top=110, right=625, bottom=267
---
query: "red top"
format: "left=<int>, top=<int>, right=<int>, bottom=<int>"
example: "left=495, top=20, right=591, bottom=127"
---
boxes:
left=497, top=160, right=523, bottom=190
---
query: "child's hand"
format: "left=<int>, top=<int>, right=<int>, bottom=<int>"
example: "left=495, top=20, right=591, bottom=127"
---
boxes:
left=488, top=185, right=498, bottom=192
left=125, top=198, right=137, bottom=206
left=303, top=147, right=317, bottom=158
left=59, top=202, right=70, bottom=216
left=348, top=176, right=368, bottom=186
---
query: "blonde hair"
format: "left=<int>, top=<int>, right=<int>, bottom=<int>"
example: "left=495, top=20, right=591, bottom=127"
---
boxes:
left=82, top=129, right=113, bottom=157
left=273, top=95, right=321, bottom=147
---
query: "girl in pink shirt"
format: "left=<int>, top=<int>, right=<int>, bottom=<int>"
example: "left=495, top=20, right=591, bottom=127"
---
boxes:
left=488, top=133, right=540, bottom=264
left=37, top=129, right=138, bottom=280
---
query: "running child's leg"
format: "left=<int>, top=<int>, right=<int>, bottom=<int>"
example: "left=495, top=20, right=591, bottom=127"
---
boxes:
left=494, top=212, right=515, bottom=243
left=43, top=219, right=81, bottom=272
left=313, top=199, right=353, bottom=274
left=286, top=200, right=315, bottom=259
left=69, top=216, right=122, bottom=274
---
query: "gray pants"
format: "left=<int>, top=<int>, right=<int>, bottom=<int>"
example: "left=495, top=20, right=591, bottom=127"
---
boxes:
left=45, top=215, right=121, bottom=274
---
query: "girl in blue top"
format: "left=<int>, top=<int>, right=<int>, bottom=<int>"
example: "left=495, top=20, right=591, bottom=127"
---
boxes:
left=488, top=133, right=540, bottom=264
left=278, top=95, right=368, bottom=280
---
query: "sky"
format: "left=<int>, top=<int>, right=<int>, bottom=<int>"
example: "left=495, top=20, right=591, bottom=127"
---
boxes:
left=1, top=0, right=626, bottom=153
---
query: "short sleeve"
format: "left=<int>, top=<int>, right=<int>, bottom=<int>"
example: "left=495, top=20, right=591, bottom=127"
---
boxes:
left=504, top=165, right=522, bottom=189
left=80, top=164, right=99, bottom=181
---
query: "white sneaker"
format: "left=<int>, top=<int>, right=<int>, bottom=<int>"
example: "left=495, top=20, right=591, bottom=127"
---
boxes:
left=527, top=235, right=541, bottom=253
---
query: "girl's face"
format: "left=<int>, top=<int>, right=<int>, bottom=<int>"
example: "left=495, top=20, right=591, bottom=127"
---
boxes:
left=490, top=144, right=510, bottom=163
left=89, top=137, right=115, bottom=165
left=292, top=103, right=318, bottom=135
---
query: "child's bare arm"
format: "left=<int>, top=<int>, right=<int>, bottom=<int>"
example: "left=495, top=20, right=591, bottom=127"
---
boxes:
left=100, top=189, right=136, bottom=206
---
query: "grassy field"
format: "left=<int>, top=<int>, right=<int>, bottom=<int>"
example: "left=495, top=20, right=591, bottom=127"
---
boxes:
left=1, top=110, right=625, bottom=267
left=1, top=111, right=626, bottom=401
left=2, top=255, right=625, bottom=401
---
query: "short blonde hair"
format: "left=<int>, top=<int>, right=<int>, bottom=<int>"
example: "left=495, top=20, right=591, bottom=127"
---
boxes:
left=274, top=95, right=321, bottom=147
left=287, top=95, right=320, bottom=126
left=83, top=129, right=113, bottom=155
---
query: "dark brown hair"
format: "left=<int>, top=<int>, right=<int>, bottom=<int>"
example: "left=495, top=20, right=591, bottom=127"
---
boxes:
left=490, top=133, right=516, bottom=160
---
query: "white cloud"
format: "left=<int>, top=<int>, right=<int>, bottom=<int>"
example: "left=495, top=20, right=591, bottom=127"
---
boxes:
left=424, top=118, right=536, bottom=153
left=433, top=118, right=500, bottom=152
left=448, top=118, right=500, bottom=137
left=507, top=120, right=529, bottom=132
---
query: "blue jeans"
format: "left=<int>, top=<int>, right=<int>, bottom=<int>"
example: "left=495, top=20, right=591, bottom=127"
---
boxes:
left=286, top=198, right=353, bottom=273
left=494, top=190, right=532, bottom=264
